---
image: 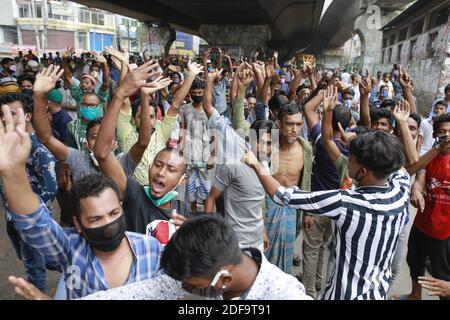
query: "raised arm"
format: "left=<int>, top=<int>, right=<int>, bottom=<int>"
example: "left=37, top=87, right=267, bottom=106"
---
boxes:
left=260, top=59, right=276, bottom=105
left=321, top=86, right=343, bottom=163
left=90, top=51, right=110, bottom=92
left=399, top=66, right=417, bottom=113
left=32, top=65, right=68, bottom=161
left=93, top=60, right=161, bottom=200
left=203, top=69, right=221, bottom=118
left=0, top=105, right=39, bottom=214
left=406, top=138, right=450, bottom=175
left=232, top=66, right=254, bottom=134
left=392, top=100, right=419, bottom=174
left=61, top=47, right=75, bottom=87
left=168, top=60, right=203, bottom=117
left=359, top=70, right=372, bottom=127
left=288, top=69, right=303, bottom=103
left=303, top=88, right=325, bottom=131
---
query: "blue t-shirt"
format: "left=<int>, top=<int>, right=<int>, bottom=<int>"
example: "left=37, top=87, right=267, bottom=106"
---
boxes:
left=310, top=123, right=349, bottom=192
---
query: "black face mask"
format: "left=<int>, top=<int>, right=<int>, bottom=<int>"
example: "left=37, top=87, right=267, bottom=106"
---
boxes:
left=80, top=213, right=126, bottom=252
left=191, top=95, right=203, bottom=104
left=21, top=88, right=33, bottom=97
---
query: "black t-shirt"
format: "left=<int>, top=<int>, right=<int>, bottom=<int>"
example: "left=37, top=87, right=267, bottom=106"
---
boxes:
left=123, top=178, right=190, bottom=234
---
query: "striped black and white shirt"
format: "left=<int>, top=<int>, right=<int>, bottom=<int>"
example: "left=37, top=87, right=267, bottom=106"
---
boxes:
left=273, top=169, right=411, bottom=300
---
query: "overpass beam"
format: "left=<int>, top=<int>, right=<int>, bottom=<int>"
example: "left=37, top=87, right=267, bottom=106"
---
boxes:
left=199, top=25, right=271, bottom=58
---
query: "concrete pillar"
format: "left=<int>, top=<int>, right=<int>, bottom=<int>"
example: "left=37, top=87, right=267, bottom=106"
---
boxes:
left=136, top=23, right=176, bottom=58
left=198, top=25, right=271, bottom=58
left=354, top=10, right=399, bottom=73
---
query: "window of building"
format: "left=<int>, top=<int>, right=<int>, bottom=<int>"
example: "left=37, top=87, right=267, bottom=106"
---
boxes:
left=381, top=50, right=385, bottom=64
left=427, top=32, right=439, bottom=58
left=98, top=13, right=105, bottom=25
left=398, top=27, right=408, bottom=42
left=18, top=4, right=31, bottom=18
left=389, top=33, right=396, bottom=46
left=411, top=17, right=425, bottom=37
left=92, top=12, right=98, bottom=25
left=78, top=32, right=88, bottom=50
left=428, top=5, right=450, bottom=30
left=397, top=44, right=403, bottom=62
left=409, top=38, right=417, bottom=61
left=388, top=47, right=393, bottom=63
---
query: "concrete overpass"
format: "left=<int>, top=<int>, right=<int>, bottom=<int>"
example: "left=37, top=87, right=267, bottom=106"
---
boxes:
left=73, top=0, right=416, bottom=64
left=73, top=0, right=326, bottom=58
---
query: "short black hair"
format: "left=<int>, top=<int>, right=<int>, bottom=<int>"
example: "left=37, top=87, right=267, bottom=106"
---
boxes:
left=155, top=147, right=187, bottom=172
left=71, top=174, right=120, bottom=219
left=351, top=125, right=372, bottom=135
left=379, top=85, right=388, bottom=92
left=349, top=131, right=405, bottom=179
left=269, top=94, right=288, bottom=115
left=433, top=113, right=450, bottom=133
left=1, top=57, right=13, bottom=67
left=343, top=88, right=355, bottom=97
left=17, top=73, right=36, bottom=86
left=409, top=112, right=421, bottom=128
left=380, top=99, right=396, bottom=110
left=86, top=118, right=103, bottom=137
left=0, top=93, right=33, bottom=114
left=332, top=105, right=352, bottom=131
left=160, top=214, right=242, bottom=281
left=190, top=78, right=205, bottom=91
left=296, top=83, right=310, bottom=96
left=245, top=93, right=256, bottom=100
left=277, top=102, right=300, bottom=121
left=445, top=84, right=450, bottom=94
left=370, top=107, right=394, bottom=126
left=250, top=120, right=275, bottom=141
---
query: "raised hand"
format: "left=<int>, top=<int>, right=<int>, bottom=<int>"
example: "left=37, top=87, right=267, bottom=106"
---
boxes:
left=141, top=76, right=172, bottom=96
left=117, top=60, right=162, bottom=98
left=359, top=70, right=372, bottom=95
left=202, top=48, right=211, bottom=60
left=393, top=99, right=411, bottom=123
left=265, top=59, right=276, bottom=79
left=303, top=62, right=314, bottom=78
left=34, top=64, right=65, bottom=94
left=62, top=47, right=75, bottom=59
left=105, top=46, right=127, bottom=62
left=207, top=68, right=222, bottom=84
left=0, top=105, right=31, bottom=175
left=335, top=122, right=356, bottom=149
left=8, top=276, right=51, bottom=300
left=273, top=51, right=279, bottom=59
left=89, top=51, right=107, bottom=64
left=169, top=209, right=187, bottom=230
left=187, top=60, right=204, bottom=77
left=323, top=85, right=339, bottom=112
left=237, top=66, right=254, bottom=88
left=399, top=65, right=412, bottom=88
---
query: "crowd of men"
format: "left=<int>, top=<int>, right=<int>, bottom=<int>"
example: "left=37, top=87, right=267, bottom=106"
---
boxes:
left=0, top=45, right=449, bottom=300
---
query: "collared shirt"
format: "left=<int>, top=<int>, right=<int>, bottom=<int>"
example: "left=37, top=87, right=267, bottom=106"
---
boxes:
left=79, top=247, right=311, bottom=300
left=9, top=199, right=161, bottom=300
left=273, top=169, right=411, bottom=300
left=1, top=133, right=56, bottom=213
left=68, top=83, right=109, bottom=116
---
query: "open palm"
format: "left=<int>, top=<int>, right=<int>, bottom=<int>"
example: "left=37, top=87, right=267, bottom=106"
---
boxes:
left=0, top=106, right=31, bottom=174
left=34, top=65, right=64, bottom=94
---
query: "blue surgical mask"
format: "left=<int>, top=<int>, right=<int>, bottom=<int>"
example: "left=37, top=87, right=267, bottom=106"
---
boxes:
left=80, top=105, right=101, bottom=121
left=381, top=91, right=389, bottom=98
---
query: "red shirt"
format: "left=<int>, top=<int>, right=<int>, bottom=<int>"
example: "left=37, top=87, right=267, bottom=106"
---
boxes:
left=414, top=154, right=450, bottom=240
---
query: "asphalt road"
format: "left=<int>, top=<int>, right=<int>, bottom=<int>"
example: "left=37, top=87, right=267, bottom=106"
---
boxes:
left=0, top=202, right=436, bottom=300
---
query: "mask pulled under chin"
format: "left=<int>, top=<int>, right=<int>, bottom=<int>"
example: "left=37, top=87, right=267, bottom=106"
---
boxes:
left=144, top=186, right=178, bottom=207
left=81, top=213, right=126, bottom=252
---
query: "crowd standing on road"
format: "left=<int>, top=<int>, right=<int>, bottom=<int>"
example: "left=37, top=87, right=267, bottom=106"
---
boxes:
left=0, top=46, right=449, bottom=300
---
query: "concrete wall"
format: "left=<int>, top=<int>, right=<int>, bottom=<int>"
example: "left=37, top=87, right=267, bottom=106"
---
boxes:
left=0, top=0, right=16, bottom=26
left=377, top=0, right=450, bottom=116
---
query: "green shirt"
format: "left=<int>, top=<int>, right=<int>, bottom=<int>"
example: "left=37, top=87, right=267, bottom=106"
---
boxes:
left=69, top=83, right=110, bottom=117
left=118, top=109, right=178, bottom=186
left=231, top=97, right=251, bottom=139
left=67, top=118, right=88, bottom=152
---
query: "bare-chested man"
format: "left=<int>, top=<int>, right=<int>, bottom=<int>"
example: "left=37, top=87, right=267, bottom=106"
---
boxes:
left=267, top=103, right=313, bottom=273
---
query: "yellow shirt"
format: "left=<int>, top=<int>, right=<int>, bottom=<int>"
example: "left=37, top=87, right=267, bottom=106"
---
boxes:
left=117, top=109, right=178, bottom=185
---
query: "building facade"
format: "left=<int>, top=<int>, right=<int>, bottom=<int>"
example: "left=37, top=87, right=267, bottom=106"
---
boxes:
left=379, top=0, right=450, bottom=116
